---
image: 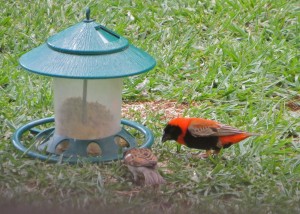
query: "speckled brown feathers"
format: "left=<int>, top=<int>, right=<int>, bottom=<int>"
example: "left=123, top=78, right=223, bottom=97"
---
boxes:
left=124, top=148, right=157, bottom=168
left=123, top=148, right=165, bottom=185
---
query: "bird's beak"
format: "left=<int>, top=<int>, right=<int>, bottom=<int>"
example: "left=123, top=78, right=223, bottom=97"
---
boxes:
left=161, top=134, right=171, bottom=143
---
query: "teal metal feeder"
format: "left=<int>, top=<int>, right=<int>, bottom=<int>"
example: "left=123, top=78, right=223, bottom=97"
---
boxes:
left=12, top=8, right=155, bottom=163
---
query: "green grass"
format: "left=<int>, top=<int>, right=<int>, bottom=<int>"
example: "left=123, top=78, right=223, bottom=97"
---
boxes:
left=1, top=0, right=300, bottom=213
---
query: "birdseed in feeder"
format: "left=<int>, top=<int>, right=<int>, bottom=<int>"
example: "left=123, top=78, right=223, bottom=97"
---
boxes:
left=55, top=97, right=115, bottom=140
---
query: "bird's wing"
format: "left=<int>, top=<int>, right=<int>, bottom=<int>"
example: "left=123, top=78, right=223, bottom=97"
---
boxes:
left=124, top=148, right=157, bottom=168
left=188, top=120, right=245, bottom=137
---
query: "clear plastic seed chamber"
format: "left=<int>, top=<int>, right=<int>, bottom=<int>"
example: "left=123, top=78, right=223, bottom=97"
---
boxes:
left=53, top=78, right=122, bottom=140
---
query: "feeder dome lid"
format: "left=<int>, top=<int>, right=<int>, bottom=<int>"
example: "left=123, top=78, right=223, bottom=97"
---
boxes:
left=19, top=8, right=156, bottom=79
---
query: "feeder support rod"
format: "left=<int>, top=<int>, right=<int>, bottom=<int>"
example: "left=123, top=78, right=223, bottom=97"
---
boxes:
left=82, top=79, right=88, bottom=123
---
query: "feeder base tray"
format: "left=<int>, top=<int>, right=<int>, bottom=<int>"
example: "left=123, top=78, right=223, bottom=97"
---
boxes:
left=12, top=117, right=154, bottom=164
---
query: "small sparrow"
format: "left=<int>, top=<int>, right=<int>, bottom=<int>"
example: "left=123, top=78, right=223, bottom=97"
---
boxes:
left=123, top=148, right=166, bottom=185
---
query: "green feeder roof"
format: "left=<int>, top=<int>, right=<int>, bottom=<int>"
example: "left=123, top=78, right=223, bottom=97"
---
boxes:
left=19, top=9, right=156, bottom=79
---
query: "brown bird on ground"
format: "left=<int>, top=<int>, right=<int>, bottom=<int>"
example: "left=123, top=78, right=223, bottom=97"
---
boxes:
left=162, top=117, right=259, bottom=158
left=123, top=148, right=166, bottom=185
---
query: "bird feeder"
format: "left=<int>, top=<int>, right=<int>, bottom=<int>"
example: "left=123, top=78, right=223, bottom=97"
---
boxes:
left=12, top=8, right=155, bottom=163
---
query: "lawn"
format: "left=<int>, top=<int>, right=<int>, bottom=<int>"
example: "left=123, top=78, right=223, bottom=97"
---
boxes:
left=1, top=0, right=299, bottom=213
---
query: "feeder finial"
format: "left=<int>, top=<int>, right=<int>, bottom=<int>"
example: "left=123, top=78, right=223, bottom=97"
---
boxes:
left=86, top=7, right=90, bottom=20
left=84, top=7, right=93, bottom=22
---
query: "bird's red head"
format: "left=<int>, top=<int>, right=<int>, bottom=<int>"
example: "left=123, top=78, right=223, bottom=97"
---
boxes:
left=162, top=118, right=192, bottom=144
left=168, top=118, right=189, bottom=127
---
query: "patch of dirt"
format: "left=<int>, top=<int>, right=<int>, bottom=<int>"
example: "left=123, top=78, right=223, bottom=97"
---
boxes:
left=286, top=96, right=300, bottom=111
left=122, top=100, right=198, bottom=121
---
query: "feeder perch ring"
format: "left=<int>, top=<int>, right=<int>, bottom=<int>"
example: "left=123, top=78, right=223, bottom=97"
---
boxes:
left=12, top=117, right=154, bottom=164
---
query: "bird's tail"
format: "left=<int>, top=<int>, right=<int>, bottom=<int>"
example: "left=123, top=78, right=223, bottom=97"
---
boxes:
left=142, top=169, right=166, bottom=185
